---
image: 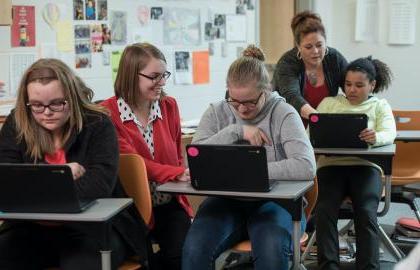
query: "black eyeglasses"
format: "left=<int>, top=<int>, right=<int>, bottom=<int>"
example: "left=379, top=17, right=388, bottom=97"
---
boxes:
left=226, top=92, right=263, bottom=109
left=26, top=100, right=67, bottom=113
left=138, top=71, right=171, bottom=83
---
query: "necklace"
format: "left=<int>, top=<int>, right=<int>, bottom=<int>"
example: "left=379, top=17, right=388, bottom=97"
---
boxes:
left=307, top=70, right=318, bottom=86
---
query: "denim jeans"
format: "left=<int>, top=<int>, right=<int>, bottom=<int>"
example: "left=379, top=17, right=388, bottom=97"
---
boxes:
left=182, top=197, right=306, bottom=270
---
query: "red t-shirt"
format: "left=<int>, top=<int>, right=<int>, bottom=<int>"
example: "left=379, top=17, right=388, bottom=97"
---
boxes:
left=303, top=76, right=329, bottom=127
left=45, top=149, right=67, bottom=164
left=41, top=149, right=67, bottom=226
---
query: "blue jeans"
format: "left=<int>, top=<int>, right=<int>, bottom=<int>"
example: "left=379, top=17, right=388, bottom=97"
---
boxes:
left=182, top=197, right=306, bottom=270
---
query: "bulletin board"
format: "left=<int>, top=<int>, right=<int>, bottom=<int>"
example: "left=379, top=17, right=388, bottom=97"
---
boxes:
left=0, top=0, right=257, bottom=121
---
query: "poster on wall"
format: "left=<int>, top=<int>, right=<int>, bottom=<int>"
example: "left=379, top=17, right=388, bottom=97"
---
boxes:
left=192, top=51, right=209, bottom=84
left=98, top=0, right=108, bottom=20
left=74, top=25, right=92, bottom=68
left=174, top=51, right=193, bottom=84
left=11, top=6, right=36, bottom=47
left=388, top=0, right=417, bottom=45
left=164, top=8, right=201, bottom=46
left=110, top=11, right=127, bottom=45
left=85, top=0, right=96, bottom=20
left=73, top=0, right=84, bottom=20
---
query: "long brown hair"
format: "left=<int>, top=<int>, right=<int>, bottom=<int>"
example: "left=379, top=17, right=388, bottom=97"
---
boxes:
left=14, top=58, right=107, bottom=160
left=114, top=43, right=167, bottom=108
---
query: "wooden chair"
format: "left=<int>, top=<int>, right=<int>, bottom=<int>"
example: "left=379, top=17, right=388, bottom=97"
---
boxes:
left=223, top=177, right=318, bottom=268
left=44, top=154, right=150, bottom=270
left=392, top=110, right=420, bottom=185
left=117, top=153, right=154, bottom=270
left=118, top=154, right=153, bottom=226
left=391, top=110, right=420, bottom=222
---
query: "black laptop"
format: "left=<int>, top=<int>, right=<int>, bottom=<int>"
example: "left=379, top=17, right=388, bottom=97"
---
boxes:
left=186, top=144, right=277, bottom=192
left=308, top=113, right=368, bottom=148
left=0, top=164, right=96, bottom=213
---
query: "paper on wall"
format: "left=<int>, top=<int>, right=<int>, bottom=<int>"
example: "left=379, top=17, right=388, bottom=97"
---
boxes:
left=388, top=0, right=417, bottom=45
left=56, top=20, right=74, bottom=52
left=226, top=15, right=246, bottom=42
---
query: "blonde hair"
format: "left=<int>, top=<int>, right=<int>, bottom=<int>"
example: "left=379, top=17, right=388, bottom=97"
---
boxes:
left=114, top=43, right=167, bottom=108
left=15, top=58, right=107, bottom=160
left=226, top=45, right=270, bottom=92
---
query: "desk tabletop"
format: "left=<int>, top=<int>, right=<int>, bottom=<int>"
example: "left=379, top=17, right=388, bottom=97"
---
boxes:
left=396, top=130, right=420, bottom=142
left=314, top=144, right=396, bottom=156
left=157, top=180, right=313, bottom=200
left=0, top=198, right=132, bottom=222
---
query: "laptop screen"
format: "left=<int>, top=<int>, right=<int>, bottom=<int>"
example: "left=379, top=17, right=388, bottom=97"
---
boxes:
left=0, top=164, right=94, bottom=213
left=186, top=144, right=272, bottom=192
left=309, top=113, right=368, bottom=148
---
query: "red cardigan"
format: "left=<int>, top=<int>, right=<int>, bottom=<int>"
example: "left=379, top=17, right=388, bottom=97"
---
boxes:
left=102, top=96, right=193, bottom=220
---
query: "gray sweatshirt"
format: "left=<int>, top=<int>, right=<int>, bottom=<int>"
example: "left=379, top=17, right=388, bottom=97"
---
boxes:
left=193, top=91, right=316, bottom=181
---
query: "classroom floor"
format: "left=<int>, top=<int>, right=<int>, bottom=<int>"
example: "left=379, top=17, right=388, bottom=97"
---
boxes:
left=215, top=201, right=418, bottom=270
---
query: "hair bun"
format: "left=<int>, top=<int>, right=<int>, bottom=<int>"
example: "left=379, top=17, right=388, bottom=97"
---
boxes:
left=242, top=45, right=265, bottom=62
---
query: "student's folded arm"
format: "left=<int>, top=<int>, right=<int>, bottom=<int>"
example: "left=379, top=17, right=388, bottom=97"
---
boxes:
left=75, top=117, right=119, bottom=199
left=116, top=127, right=185, bottom=184
left=267, top=112, right=316, bottom=181
left=192, top=105, right=243, bottom=144
left=373, top=100, right=397, bottom=147
left=0, top=113, right=24, bottom=163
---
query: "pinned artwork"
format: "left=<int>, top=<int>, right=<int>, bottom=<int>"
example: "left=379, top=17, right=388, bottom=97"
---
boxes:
left=110, top=11, right=127, bottom=45
left=42, top=3, right=60, bottom=30
left=137, top=5, right=150, bottom=26
left=11, top=6, right=36, bottom=47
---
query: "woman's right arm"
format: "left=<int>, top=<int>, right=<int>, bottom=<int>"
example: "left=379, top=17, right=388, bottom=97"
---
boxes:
left=115, top=123, right=185, bottom=184
left=272, top=49, right=308, bottom=114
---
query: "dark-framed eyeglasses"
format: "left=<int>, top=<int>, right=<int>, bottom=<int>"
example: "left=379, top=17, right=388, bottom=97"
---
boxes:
left=26, top=100, right=67, bottom=113
left=226, top=91, right=263, bottom=109
left=138, top=71, right=171, bottom=83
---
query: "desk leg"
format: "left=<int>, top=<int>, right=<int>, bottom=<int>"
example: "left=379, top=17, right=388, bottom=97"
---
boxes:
left=100, top=222, right=112, bottom=270
left=292, top=220, right=305, bottom=270
left=100, top=250, right=112, bottom=270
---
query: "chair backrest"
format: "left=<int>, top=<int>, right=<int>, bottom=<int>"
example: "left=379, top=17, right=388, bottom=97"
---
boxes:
left=393, top=110, right=420, bottom=130
left=392, top=110, right=420, bottom=185
left=119, top=154, right=152, bottom=226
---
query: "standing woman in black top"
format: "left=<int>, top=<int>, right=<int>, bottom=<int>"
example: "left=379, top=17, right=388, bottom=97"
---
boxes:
left=272, top=11, right=347, bottom=120
left=0, top=58, right=145, bottom=270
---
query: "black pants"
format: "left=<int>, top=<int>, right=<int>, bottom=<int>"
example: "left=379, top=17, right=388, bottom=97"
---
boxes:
left=151, top=199, right=191, bottom=270
left=0, top=222, right=128, bottom=270
left=316, top=166, right=382, bottom=270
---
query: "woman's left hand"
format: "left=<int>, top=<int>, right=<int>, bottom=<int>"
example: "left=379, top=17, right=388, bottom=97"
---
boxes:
left=359, top=128, right=376, bottom=145
left=176, top=168, right=190, bottom=182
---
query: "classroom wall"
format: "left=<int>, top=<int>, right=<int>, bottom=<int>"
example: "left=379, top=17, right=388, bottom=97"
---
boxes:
left=315, top=0, right=420, bottom=110
left=0, top=0, right=257, bottom=121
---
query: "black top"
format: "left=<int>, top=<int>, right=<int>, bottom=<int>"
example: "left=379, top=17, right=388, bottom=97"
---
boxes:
left=0, top=111, right=118, bottom=199
left=272, top=46, right=348, bottom=113
left=0, top=111, right=150, bottom=263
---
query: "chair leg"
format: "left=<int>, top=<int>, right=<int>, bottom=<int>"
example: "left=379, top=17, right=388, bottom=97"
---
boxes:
left=338, top=220, right=354, bottom=236
left=377, top=224, right=404, bottom=260
left=411, top=198, right=420, bottom=223
left=301, top=231, right=316, bottom=263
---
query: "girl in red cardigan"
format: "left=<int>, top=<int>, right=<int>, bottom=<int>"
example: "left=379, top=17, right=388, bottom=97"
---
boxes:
left=102, top=43, right=191, bottom=270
